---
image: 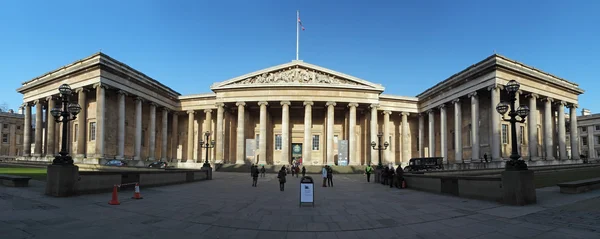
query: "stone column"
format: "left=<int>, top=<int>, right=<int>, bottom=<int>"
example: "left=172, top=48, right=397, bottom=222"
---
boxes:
left=588, top=125, right=595, bottom=158
left=46, top=97, right=56, bottom=156
left=326, top=101, right=336, bottom=165
left=258, top=101, right=268, bottom=165
left=148, top=103, right=157, bottom=161
left=348, top=103, right=359, bottom=165
left=382, top=110, right=391, bottom=165
left=161, top=108, right=169, bottom=161
left=453, top=98, right=463, bottom=163
left=557, top=101, right=567, bottom=160
left=428, top=109, right=435, bottom=157
left=171, top=112, right=179, bottom=161
left=439, top=104, right=447, bottom=163
left=134, top=97, right=143, bottom=160
left=23, top=103, right=32, bottom=156
left=543, top=97, right=555, bottom=160
left=569, top=104, right=580, bottom=160
left=401, top=112, right=410, bottom=165
left=370, top=104, right=379, bottom=165
left=527, top=94, right=538, bottom=160
left=204, top=109, right=213, bottom=163
left=303, top=101, right=313, bottom=165
left=236, top=102, right=246, bottom=164
left=116, top=90, right=126, bottom=159
left=94, top=84, right=106, bottom=158
left=469, top=92, right=479, bottom=161
left=76, top=89, right=87, bottom=158
left=33, top=99, right=43, bottom=156
left=215, top=103, right=225, bottom=164
left=489, top=85, right=501, bottom=161
left=186, top=110, right=195, bottom=162
left=418, top=114, right=424, bottom=157
left=281, top=101, right=291, bottom=165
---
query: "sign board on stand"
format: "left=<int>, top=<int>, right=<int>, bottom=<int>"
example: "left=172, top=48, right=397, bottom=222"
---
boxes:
left=299, top=176, right=314, bottom=207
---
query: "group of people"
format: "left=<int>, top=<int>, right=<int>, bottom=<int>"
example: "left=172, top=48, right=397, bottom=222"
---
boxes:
left=321, top=165, right=334, bottom=187
left=250, top=164, right=266, bottom=187
left=364, top=164, right=405, bottom=188
left=250, top=164, right=306, bottom=191
left=290, top=164, right=306, bottom=178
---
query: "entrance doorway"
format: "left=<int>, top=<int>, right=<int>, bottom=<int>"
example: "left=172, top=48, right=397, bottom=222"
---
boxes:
left=291, top=143, right=302, bottom=165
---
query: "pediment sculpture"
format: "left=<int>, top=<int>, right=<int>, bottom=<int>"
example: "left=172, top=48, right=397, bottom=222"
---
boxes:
left=232, top=67, right=359, bottom=86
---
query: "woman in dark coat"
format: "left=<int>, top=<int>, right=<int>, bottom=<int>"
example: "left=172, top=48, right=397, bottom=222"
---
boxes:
left=251, top=165, right=259, bottom=187
left=277, top=166, right=287, bottom=191
left=301, top=166, right=306, bottom=177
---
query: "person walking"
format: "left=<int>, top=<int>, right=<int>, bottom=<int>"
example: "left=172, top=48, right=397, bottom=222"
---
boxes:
left=277, top=166, right=287, bottom=191
left=291, top=165, right=296, bottom=177
left=301, top=166, right=306, bottom=177
left=251, top=164, right=259, bottom=187
left=295, top=166, right=300, bottom=178
left=321, top=166, right=328, bottom=187
left=365, top=164, right=373, bottom=182
left=260, top=166, right=266, bottom=177
left=395, top=165, right=404, bottom=189
left=326, top=165, right=334, bottom=187
left=388, top=166, right=395, bottom=188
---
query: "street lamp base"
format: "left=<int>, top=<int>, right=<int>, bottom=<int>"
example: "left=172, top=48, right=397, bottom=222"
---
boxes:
left=202, top=162, right=212, bottom=168
left=53, top=155, right=74, bottom=166
left=505, top=159, right=528, bottom=171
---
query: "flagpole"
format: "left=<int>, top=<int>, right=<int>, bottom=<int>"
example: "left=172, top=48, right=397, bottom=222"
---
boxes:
left=296, top=10, right=299, bottom=60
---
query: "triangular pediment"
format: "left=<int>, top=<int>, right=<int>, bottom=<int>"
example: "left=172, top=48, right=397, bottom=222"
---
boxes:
left=211, top=60, right=384, bottom=92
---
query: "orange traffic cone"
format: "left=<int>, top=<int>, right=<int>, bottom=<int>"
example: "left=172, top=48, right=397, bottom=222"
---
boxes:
left=402, top=180, right=407, bottom=189
left=108, top=185, right=120, bottom=205
left=132, top=183, right=143, bottom=199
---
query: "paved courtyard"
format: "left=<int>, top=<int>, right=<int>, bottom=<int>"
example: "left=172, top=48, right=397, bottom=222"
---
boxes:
left=1, top=172, right=600, bottom=238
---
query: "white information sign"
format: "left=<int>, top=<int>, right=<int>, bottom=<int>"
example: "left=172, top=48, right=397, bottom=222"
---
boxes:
left=300, top=183, right=314, bottom=203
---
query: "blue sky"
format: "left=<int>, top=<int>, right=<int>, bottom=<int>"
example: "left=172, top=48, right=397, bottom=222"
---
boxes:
left=1, top=0, right=599, bottom=113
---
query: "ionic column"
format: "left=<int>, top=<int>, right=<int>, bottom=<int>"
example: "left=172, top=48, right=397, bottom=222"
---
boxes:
left=33, top=99, right=43, bottom=156
left=469, top=92, right=479, bottom=161
left=148, top=102, right=157, bottom=161
left=544, top=97, right=555, bottom=160
left=489, top=85, right=501, bottom=161
left=204, top=109, right=213, bottom=163
left=186, top=110, right=195, bottom=162
left=161, top=108, right=169, bottom=161
left=281, top=101, right=291, bottom=165
left=171, top=112, right=179, bottom=161
left=453, top=98, right=462, bottom=163
left=76, top=89, right=87, bottom=158
left=215, top=103, right=225, bottom=164
left=557, top=101, right=567, bottom=160
left=348, top=103, right=359, bottom=165
left=569, top=104, right=580, bottom=160
left=303, top=101, right=313, bottom=165
left=134, top=97, right=143, bottom=160
left=428, top=109, right=435, bottom=157
left=236, top=102, right=246, bottom=164
left=258, top=101, right=268, bottom=165
left=46, top=96, right=56, bottom=156
left=401, top=112, right=410, bottom=164
left=418, top=114, right=424, bottom=157
left=326, top=101, right=336, bottom=165
left=527, top=94, right=539, bottom=160
left=116, top=90, right=126, bottom=159
left=370, top=104, right=379, bottom=165
left=439, top=104, right=447, bottom=163
left=23, top=103, right=32, bottom=156
left=382, top=110, right=391, bottom=165
left=94, top=84, right=106, bottom=158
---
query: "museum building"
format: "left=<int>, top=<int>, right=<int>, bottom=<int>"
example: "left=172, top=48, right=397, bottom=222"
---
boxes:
left=16, top=53, right=584, bottom=167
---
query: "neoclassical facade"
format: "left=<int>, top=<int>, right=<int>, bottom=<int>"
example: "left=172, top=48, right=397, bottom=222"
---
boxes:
left=16, top=53, right=584, bottom=167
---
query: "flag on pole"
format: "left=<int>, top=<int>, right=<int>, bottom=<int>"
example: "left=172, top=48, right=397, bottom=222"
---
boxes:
left=298, top=16, right=305, bottom=31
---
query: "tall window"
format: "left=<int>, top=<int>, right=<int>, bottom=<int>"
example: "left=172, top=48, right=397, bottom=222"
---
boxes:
left=312, top=135, right=320, bottom=150
left=519, top=126, right=525, bottom=145
left=582, top=136, right=588, bottom=146
left=596, top=125, right=600, bottom=131
left=596, top=136, right=600, bottom=145
left=74, top=124, right=78, bottom=142
left=141, top=130, right=146, bottom=146
left=255, top=134, right=260, bottom=149
left=467, top=125, right=472, bottom=146
left=582, top=127, right=587, bottom=132
left=89, top=122, right=96, bottom=141
left=416, top=136, right=419, bottom=151
left=2, top=134, right=8, bottom=143
left=502, top=124, right=509, bottom=144
left=2, top=124, right=7, bottom=129
left=275, top=134, right=282, bottom=150
left=451, top=132, right=455, bottom=150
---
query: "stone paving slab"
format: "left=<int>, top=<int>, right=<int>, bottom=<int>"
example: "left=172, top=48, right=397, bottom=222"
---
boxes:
left=1, top=172, right=600, bottom=238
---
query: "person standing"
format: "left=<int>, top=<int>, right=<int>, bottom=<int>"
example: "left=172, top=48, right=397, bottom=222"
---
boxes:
left=291, top=165, right=296, bottom=177
left=326, top=166, right=333, bottom=187
left=365, top=164, right=373, bottom=182
left=295, top=166, right=300, bottom=178
left=321, top=166, right=328, bottom=187
left=388, top=166, right=395, bottom=188
left=395, top=165, right=404, bottom=189
left=251, top=165, right=259, bottom=187
left=260, top=166, right=266, bottom=177
left=277, top=166, right=287, bottom=191
left=382, top=166, right=389, bottom=185
left=301, top=166, right=306, bottom=177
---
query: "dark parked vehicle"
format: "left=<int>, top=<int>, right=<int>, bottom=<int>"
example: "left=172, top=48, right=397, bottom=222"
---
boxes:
left=105, top=159, right=128, bottom=167
left=404, top=157, right=444, bottom=172
left=148, top=161, right=168, bottom=169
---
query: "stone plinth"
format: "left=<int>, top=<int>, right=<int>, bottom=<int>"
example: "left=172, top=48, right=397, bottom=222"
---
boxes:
left=45, top=164, right=79, bottom=197
left=501, top=170, right=536, bottom=206
left=202, top=166, right=213, bottom=180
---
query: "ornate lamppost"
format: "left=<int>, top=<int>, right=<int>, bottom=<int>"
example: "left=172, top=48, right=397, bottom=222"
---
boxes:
left=495, top=80, right=530, bottom=171
left=200, top=131, right=215, bottom=168
left=50, top=84, right=82, bottom=165
left=371, top=132, right=389, bottom=168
